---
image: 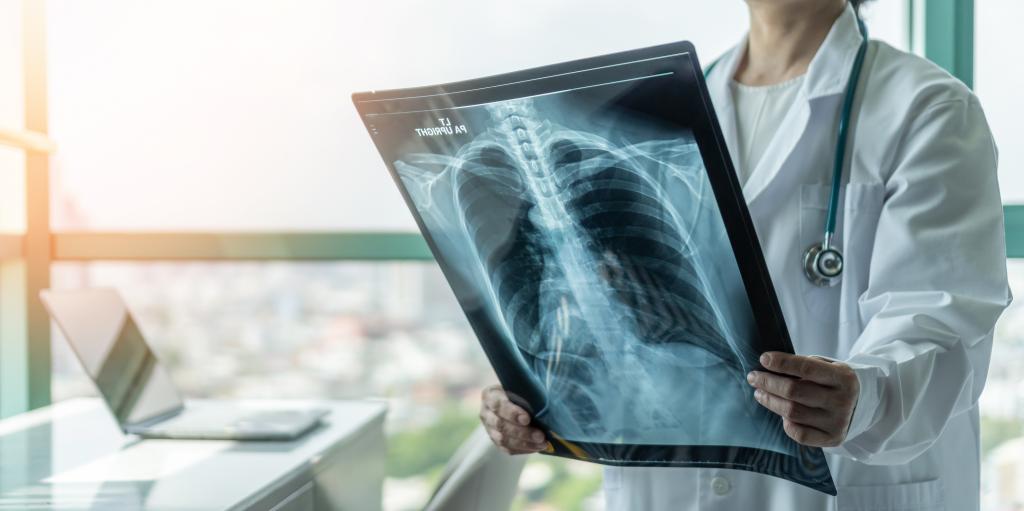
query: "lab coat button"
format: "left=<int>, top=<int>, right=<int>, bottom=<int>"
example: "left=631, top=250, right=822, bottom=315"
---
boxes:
left=711, top=476, right=731, bottom=496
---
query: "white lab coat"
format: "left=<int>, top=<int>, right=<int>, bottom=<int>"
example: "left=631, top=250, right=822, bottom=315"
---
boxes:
left=603, top=5, right=1011, bottom=511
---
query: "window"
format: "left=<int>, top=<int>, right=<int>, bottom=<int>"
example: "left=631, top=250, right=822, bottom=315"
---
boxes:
left=976, top=0, right=1024, bottom=203
left=45, top=1, right=906, bottom=232
left=45, top=1, right=746, bottom=231
left=975, top=1, right=1024, bottom=508
left=982, top=261, right=1024, bottom=508
left=50, top=262, right=479, bottom=401
left=38, top=3, right=912, bottom=510
left=29, top=2, right=1023, bottom=511
left=860, top=0, right=910, bottom=52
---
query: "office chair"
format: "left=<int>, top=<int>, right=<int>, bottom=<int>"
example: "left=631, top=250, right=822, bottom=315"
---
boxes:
left=423, top=425, right=528, bottom=511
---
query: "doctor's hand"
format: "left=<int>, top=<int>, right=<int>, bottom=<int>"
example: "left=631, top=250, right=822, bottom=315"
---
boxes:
left=479, top=385, right=549, bottom=455
left=747, top=352, right=859, bottom=448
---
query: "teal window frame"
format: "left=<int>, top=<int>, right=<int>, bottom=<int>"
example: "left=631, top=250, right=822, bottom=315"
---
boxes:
left=1, top=0, right=1020, bottom=418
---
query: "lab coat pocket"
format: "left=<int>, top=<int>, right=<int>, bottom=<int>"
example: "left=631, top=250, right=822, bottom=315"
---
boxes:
left=836, top=479, right=944, bottom=511
left=799, top=183, right=884, bottom=321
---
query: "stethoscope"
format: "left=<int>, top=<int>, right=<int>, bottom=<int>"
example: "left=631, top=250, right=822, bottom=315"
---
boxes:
left=705, top=16, right=869, bottom=287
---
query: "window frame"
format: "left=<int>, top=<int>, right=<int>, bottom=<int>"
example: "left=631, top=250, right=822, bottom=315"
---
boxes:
left=1, top=0, right=50, bottom=417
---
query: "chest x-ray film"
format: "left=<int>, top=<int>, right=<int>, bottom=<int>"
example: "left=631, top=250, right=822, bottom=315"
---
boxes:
left=353, top=41, right=836, bottom=495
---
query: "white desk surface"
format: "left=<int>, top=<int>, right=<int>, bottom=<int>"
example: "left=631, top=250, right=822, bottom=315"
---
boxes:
left=0, top=398, right=387, bottom=510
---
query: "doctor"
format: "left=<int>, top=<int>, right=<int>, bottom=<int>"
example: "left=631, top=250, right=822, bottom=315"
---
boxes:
left=479, top=0, right=1011, bottom=509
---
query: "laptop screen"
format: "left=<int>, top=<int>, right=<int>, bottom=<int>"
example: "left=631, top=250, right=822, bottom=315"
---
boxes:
left=41, top=288, right=183, bottom=427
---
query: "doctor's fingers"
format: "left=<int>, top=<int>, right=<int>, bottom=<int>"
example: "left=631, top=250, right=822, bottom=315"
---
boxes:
left=746, top=371, right=832, bottom=408
left=753, top=389, right=838, bottom=432
left=490, top=432, right=547, bottom=455
left=759, top=352, right=854, bottom=387
left=481, top=385, right=532, bottom=426
left=480, top=410, right=547, bottom=453
left=479, top=407, right=546, bottom=444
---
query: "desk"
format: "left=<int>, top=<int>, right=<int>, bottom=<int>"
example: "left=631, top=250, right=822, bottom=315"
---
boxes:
left=0, top=398, right=387, bottom=510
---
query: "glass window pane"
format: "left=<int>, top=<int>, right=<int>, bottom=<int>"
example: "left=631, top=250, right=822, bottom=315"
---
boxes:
left=51, top=261, right=482, bottom=400
left=50, top=261, right=604, bottom=508
left=0, top=0, right=25, bottom=233
left=860, top=1, right=910, bottom=52
left=977, top=0, right=1024, bottom=203
left=46, top=2, right=907, bottom=231
left=980, top=259, right=1024, bottom=508
left=45, top=1, right=741, bottom=231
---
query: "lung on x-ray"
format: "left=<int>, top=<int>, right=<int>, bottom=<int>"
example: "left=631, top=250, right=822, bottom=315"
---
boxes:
left=353, top=42, right=836, bottom=495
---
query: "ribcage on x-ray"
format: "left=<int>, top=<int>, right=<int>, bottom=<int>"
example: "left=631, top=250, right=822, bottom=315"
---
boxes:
left=454, top=137, right=733, bottom=360
left=397, top=100, right=742, bottom=438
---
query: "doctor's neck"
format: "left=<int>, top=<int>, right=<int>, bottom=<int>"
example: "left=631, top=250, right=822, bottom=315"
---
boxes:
left=737, top=0, right=847, bottom=86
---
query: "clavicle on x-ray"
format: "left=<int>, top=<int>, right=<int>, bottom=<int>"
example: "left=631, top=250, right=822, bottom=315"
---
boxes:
left=353, top=42, right=836, bottom=495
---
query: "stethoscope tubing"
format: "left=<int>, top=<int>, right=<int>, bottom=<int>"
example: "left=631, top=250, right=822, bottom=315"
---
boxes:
left=825, top=17, right=869, bottom=249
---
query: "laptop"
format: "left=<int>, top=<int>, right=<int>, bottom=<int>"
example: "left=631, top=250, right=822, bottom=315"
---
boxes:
left=40, top=288, right=328, bottom=440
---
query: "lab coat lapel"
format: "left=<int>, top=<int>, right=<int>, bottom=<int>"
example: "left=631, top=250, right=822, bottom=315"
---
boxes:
left=741, top=3, right=866, bottom=206
left=741, top=97, right=811, bottom=202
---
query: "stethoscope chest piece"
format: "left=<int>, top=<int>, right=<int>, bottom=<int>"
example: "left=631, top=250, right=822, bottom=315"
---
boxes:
left=703, top=16, right=868, bottom=290
left=803, top=243, right=844, bottom=287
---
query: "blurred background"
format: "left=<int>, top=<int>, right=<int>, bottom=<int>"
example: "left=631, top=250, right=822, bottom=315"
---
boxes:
left=1, top=1, right=1021, bottom=510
